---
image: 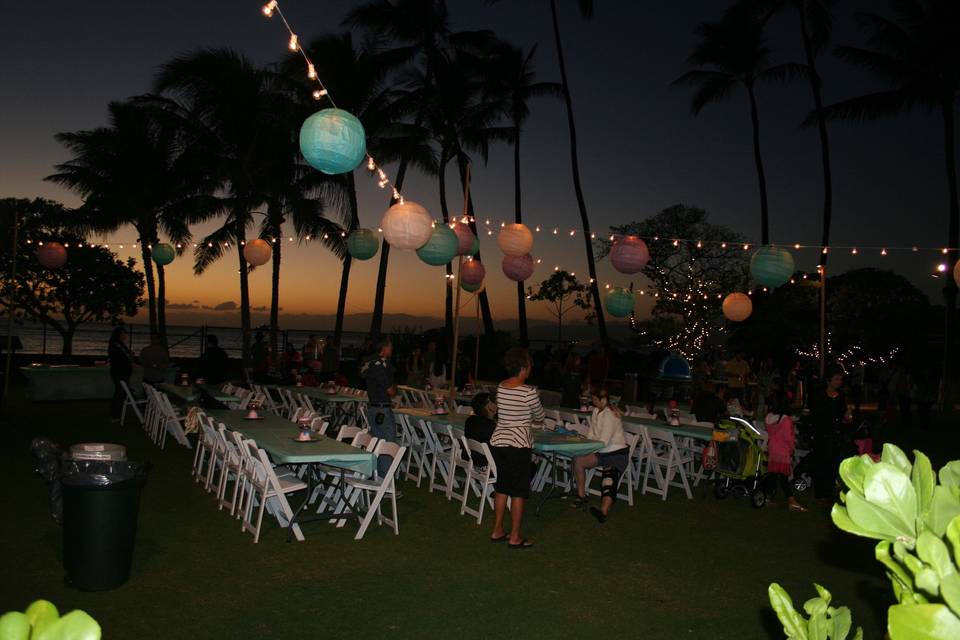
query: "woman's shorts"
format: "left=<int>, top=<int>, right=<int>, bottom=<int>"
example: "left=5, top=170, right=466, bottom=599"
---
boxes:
left=595, top=447, right=629, bottom=474
left=490, top=446, right=533, bottom=499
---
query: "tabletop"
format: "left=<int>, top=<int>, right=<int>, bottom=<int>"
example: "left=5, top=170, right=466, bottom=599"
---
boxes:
left=157, top=383, right=236, bottom=405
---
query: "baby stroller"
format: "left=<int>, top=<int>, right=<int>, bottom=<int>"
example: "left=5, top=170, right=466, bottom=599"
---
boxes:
left=712, top=417, right=768, bottom=508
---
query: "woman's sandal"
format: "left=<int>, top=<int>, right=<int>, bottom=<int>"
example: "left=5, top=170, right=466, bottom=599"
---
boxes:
left=788, top=501, right=809, bottom=513
left=569, top=495, right=589, bottom=509
left=490, top=534, right=508, bottom=543
left=508, top=539, right=535, bottom=549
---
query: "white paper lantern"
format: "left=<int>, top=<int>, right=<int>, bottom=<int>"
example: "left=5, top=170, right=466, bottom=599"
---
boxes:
left=497, top=223, right=534, bottom=257
left=722, top=292, right=753, bottom=322
left=243, top=239, right=272, bottom=266
left=381, top=201, right=433, bottom=251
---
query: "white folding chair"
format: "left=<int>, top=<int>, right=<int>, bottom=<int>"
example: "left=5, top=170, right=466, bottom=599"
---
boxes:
left=397, top=414, right=427, bottom=484
left=217, top=428, right=245, bottom=515
left=238, top=440, right=307, bottom=543
left=157, top=392, right=191, bottom=449
left=119, top=380, right=147, bottom=426
left=416, top=420, right=452, bottom=493
left=336, top=425, right=363, bottom=443
left=227, top=389, right=253, bottom=411
left=310, top=417, right=329, bottom=435
left=584, top=432, right=640, bottom=506
left=342, top=441, right=407, bottom=540
left=352, top=431, right=380, bottom=452
left=642, top=427, right=693, bottom=500
left=200, top=417, right=224, bottom=492
left=444, top=425, right=469, bottom=501
left=460, top=438, right=498, bottom=524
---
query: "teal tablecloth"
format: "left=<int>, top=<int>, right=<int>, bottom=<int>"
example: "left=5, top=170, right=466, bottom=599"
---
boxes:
left=278, top=386, right=366, bottom=403
left=621, top=415, right=713, bottom=441
left=206, top=410, right=375, bottom=476
left=19, top=365, right=166, bottom=401
left=157, top=383, right=236, bottom=405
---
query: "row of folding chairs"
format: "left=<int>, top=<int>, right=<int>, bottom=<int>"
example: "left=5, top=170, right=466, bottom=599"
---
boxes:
left=140, top=384, right=191, bottom=449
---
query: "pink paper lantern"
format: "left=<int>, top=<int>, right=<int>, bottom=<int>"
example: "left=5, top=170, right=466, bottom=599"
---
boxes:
left=610, top=235, right=650, bottom=274
left=451, top=222, right=476, bottom=255
left=722, top=292, right=753, bottom=322
left=502, top=254, right=534, bottom=282
left=243, top=239, right=272, bottom=266
left=460, top=258, right=486, bottom=285
left=497, top=223, right=534, bottom=257
left=36, top=242, right=67, bottom=269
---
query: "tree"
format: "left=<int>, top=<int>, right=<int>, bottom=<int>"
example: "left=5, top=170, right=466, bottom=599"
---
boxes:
left=527, top=270, right=593, bottom=344
left=0, top=198, right=144, bottom=355
left=813, top=0, right=960, bottom=402
left=597, top=204, right=749, bottom=357
left=46, top=99, right=218, bottom=344
left=672, top=6, right=804, bottom=245
left=483, top=42, right=563, bottom=345
left=548, top=0, right=609, bottom=346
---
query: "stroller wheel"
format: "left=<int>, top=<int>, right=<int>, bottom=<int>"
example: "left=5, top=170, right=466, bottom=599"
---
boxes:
left=793, top=475, right=809, bottom=493
left=714, top=481, right=730, bottom=500
left=751, top=488, right=766, bottom=509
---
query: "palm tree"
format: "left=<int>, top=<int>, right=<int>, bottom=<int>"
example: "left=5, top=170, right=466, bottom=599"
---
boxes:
left=344, top=0, right=496, bottom=337
left=813, top=0, right=960, bottom=401
left=548, top=0, right=609, bottom=345
left=673, top=6, right=804, bottom=245
left=751, top=0, right=837, bottom=262
left=483, top=43, right=562, bottom=345
left=47, top=99, right=218, bottom=344
left=155, top=49, right=294, bottom=365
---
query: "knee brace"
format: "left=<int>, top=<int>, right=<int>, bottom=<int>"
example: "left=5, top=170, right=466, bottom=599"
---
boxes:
left=601, top=467, right=621, bottom=500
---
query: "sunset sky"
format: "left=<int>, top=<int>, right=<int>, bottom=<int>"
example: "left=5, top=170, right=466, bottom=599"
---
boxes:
left=1, top=0, right=953, bottom=330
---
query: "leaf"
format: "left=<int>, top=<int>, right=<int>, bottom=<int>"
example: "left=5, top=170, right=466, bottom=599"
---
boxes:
left=830, top=606, right=853, bottom=640
left=862, top=462, right=918, bottom=542
left=833, top=503, right=886, bottom=540
left=917, top=531, right=955, bottom=580
left=916, top=568, right=941, bottom=596
left=877, top=541, right=919, bottom=603
left=940, top=573, right=960, bottom=616
left=846, top=488, right=915, bottom=544
left=32, top=610, right=101, bottom=640
left=888, top=603, right=960, bottom=640
left=839, top=456, right=873, bottom=495
left=928, top=487, right=960, bottom=538
left=23, top=601, right=59, bottom=637
left=813, top=583, right=833, bottom=607
left=940, top=462, right=960, bottom=490
left=0, top=612, right=30, bottom=640
left=883, top=444, right=913, bottom=476
left=913, top=451, right=936, bottom=519
left=851, top=627, right=863, bottom=640
left=808, top=612, right=829, bottom=640
left=769, top=583, right=809, bottom=639
left=804, top=596, right=828, bottom=618
left=947, top=516, right=960, bottom=561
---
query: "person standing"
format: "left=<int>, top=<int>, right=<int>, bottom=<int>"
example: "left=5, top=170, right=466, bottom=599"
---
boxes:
left=361, top=337, right=398, bottom=478
left=763, top=392, right=807, bottom=512
left=108, top=326, right=135, bottom=421
left=321, top=336, right=341, bottom=382
left=405, top=345, right=425, bottom=388
left=198, top=335, right=230, bottom=384
left=809, top=368, right=854, bottom=505
left=560, top=352, right=584, bottom=408
left=489, top=347, right=545, bottom=549
left=725, top=352, right=751, bottom=401
left=139, top=333, right=169, bottom=384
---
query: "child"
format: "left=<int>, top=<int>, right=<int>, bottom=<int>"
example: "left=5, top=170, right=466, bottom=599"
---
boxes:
left=764, top=392, right=807, bottom=512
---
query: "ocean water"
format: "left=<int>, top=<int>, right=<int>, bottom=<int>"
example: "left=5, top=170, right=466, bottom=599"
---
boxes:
left=9, top=322, right=369, bottom=358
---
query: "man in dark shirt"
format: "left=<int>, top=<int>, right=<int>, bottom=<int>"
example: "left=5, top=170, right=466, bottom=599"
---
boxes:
left=199, top=335, right=230, bottom=384
left=691, top=382, right=726, bottom=425
left=361, top=336, right=397, bottom=478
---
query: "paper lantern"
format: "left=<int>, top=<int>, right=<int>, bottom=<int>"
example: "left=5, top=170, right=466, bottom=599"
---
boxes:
left=381, top=201, right=433, bottom=251
left=299, top=108, right=367, bottom=175
left=750, top=246, right=795, bottom=288
left=604, top=287, right=635, bottom=317
left=497, top=223, right=534, bottom=257
left=243, top=239, right=272, bottom=266
left=954, top=261, right=960, bottom=287
left=416, top=225, right=459, bottom=266
left=502, top=254, right=534, bottom=282
left=36, top=242, right=67, bottom=269
left=451, top=222, right=476, bottom=255
left=151, top=243, right=175, bottom=266
left=469, top=234, right=479, bottom=256
left=346, top=229, right=379, bottom=260
left=610, top=236, right=650, bottom=274
left=722, top=292, right=753, bottom=322
left=461, top=279, right=485, bottom=293
left=460, top=258, right=486, bottom=285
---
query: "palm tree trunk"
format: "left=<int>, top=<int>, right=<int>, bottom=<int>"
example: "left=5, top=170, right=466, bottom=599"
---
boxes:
left=941, top=100, right=959, bottom=407
left=456, top=154, right=495, bottom=339
left=746, top=84, right=770, bottom=245
left=514, top=124, right=529, bottom=346
left=550, top=0, right=607, bottom=346
left=157, top=264, right=167, bottom=345
left=334, top=173, right=360, bottom=347
left=139, top=240, right=158, bottom=336
left=799, top=15, right=833, bottom=266
left=237, top=221, right=252, bottom=368
left=438, top=155, right=454, bottom=349
left=268, top=203, right=283, bottom=357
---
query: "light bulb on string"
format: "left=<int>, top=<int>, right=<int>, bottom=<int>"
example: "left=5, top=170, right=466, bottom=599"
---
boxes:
left=262, top=1, right=277, bottom=17
left=881, top=248, right=887, bottom=256
left=307, top=63, right=316, bottom=79
left=288, top=33, right=298, bottom=51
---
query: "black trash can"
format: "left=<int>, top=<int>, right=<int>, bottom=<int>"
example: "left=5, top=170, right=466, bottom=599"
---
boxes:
left=61, top=459, right=147, bottom=591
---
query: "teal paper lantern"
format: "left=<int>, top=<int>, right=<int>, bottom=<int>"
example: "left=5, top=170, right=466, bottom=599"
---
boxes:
left=461, top=279, right=484, bottom=293
left=416, top=225, right=459, bottom=266
left=750, top=246, right=795, bottom=288
left=469, top=234, right=479, bottom=256
left=347, top=228, right=379, bottom=260
left=151, top=243, right=175, bottom=266
left=604, top=287, right=635, bottom=318
left=299, top=108, right=366, bottom=175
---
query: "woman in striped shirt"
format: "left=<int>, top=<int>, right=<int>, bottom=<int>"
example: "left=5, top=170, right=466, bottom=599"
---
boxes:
left=489, top=348, right=545, bottom=549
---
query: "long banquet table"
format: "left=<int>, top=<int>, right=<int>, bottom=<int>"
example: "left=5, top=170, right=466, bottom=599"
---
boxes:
left=20, top=364, right=162, bottom=401
left=157, top=382, right=237, bottom=406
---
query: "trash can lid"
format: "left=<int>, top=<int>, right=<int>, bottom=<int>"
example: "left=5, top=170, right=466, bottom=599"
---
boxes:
left=70, top=443, right=127, bottom=461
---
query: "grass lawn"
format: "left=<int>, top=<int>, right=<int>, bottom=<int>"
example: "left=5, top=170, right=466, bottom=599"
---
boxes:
left=4, top=390, right=948, bottom=639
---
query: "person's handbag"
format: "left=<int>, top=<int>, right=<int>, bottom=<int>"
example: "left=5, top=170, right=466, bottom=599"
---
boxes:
left=701, top=440, right=719, bottom=471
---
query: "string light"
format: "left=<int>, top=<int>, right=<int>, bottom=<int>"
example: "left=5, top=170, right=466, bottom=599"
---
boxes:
left=288, top=33, right=298, bottom=51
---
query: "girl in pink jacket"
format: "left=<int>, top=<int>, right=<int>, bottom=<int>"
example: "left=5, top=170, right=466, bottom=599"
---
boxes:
left=764, top=393, right=807, bottom=512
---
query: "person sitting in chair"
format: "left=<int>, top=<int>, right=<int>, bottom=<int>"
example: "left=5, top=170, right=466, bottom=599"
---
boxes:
left=464, top=392, right=496, bottom=467
left=570, top=386, right=628, bottom=523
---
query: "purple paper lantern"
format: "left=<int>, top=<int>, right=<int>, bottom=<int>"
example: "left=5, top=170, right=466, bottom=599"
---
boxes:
left=502, top=254, right=534, bottom=282
left=460, top=258, right=486, bottom=285
left=451, top=222, right=476, bottom=256
left=36, top=242, right=67, bottom=269
left=610, top=236, right=650, bottom=274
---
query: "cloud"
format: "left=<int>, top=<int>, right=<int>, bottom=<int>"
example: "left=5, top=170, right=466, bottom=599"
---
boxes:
left=251, top=305, right=281, bottom=312
left=201, top=301, right=238, bottom=311
left=192, top=299, right=199, bottom=303
left=166, top=303, right=198, bottom=310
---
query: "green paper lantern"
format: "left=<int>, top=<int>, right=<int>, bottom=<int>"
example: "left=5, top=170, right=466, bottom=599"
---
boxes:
left=299, top=108, right=367, bottom=175
left=347, top=228, right=379, bottom=260
left=604, top=287, right=635, bottom=318
left=461, top=279, right=484, bottom=293
left=151, top=243, right=175, bottom=266
left=416, top=225, right=459, bottom=266
left=469, top=234, right=479, bottom=256
left=750, top=246, right=795, bottom=288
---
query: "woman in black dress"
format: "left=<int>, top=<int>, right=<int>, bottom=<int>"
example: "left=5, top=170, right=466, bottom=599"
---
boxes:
left=808, top=368, right=854, bottom=504
left=108, top=326, right=135, bottom=421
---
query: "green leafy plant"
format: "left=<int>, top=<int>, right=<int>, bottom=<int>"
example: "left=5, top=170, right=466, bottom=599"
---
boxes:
left=0, top=600, right=100, bottom=640
left=768, top=444, right=960, bottom=639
